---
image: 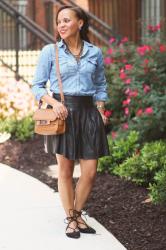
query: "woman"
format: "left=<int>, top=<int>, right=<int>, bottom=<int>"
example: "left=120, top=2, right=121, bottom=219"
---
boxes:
left=32, top=5, right=110, bottom=239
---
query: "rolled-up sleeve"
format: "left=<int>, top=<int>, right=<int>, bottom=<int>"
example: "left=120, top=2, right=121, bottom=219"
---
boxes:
left=31, top=45, right=51, bottom=101
left=93, top=48, right=108, bottom=102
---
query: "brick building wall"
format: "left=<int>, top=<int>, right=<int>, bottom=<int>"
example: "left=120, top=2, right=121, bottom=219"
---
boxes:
left=75, top=0, right=89, bottom=10
left=27, top=0, right=47, bottom=30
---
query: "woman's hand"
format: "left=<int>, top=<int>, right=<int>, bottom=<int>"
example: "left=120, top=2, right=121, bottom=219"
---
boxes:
left=52, top=101, right=68, bottom=120
left=100, top=112, right=109, bottom=125
left=96, top=101, right=109, bottom=125
left=40, top=94, right=68, bottom=120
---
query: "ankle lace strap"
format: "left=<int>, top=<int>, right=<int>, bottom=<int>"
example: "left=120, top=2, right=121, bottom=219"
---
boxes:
left=64, top=209, right=77, bottom=224
left=73, top=209, right=88, bottom=221
left=64, top=209, right=88, bottom=223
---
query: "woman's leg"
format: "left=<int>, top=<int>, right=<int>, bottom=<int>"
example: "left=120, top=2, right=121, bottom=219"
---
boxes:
left=56, top=154, right=77, bottom=233
left=74, top=159, right=97, bottom=218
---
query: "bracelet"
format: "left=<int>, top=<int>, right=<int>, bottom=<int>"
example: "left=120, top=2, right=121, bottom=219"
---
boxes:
left=96, top=105, right=105, bottom=110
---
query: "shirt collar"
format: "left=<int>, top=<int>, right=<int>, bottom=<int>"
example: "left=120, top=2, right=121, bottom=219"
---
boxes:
left=82, top=40, right=93, bottom=57
left=57, top=39, right=93, bottom=57
left=57, top=39, right=65, bottom=48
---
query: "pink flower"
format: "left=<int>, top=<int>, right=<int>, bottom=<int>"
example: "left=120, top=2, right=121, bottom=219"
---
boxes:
left=144, top=59, right=149, bottom=65
left=143, top=84, right=151, bottom=93
left=147, top=25, right=155, bottom=32
left=111, top=131, right=117, bottom=139
left=136, top=109, right=143, bottom=116
left=122, top=98, right=131, bottom=106
left=125, top=88, right=138, bottom=97
left=109, top=37, right=116, bottom=44
left=125, top=64, right=133, bottom=70
left=147, top=23, right=161, bottom=32
left=124, top=88, right=131, bottom=95
left=120, top=72, right=127, bottom=80
left=120, top=49, right=125, bottom=54
left=129, top=90, right=138, bottom=97
left=122, top=59, right=127, bottom=63
left=104, top=110, right=112, bottom=118
left=122, top=123, right=129, bottom=130
left=144, top=107, right=153, bottom=114
left=137, top=45, right=152, bottom=56
left=124, top=78, right=131, bottom=84
left=107, top=48, right=113, bottom=55
left=124, top=107, right=129, bottom=116
left=104, top=57, right=112, bottom=65
left=159, top=44, right=166, bottom=53
left=121, top=37, right=129, bottom=43
left=155, top=23, right=161, bottom=31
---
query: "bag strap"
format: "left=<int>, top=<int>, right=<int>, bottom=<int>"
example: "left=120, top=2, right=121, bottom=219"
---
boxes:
left=39, top=43, right=64, bottom=108
left=55, top=43, right=65, bottom=104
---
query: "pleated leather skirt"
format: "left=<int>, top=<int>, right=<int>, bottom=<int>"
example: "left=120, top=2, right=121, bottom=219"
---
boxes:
left=44, top=94, right=110, bottom=160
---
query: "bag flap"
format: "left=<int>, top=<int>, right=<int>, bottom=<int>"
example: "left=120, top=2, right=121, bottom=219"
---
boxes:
left=33, top=109, right=57, bottom=121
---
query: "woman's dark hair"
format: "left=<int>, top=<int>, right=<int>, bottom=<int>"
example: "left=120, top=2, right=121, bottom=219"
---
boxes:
left=55, top=5, right=90, bottom=42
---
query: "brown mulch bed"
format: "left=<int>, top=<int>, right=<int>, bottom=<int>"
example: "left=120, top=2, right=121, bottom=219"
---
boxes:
left=0, top=135, right=166, bottom=250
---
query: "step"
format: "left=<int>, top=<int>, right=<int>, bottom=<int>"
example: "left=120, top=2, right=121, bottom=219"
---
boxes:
left=43, top=164, right=81, bottom=179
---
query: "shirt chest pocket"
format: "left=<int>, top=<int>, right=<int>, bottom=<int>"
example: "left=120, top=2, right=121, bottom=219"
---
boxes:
left=86, top=58, right=97, bottom=74
left=59, top=59, right=76, bottom=75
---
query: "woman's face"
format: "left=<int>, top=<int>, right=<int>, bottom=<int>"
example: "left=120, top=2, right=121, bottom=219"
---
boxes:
left=57, top=9, right=83, bottom=40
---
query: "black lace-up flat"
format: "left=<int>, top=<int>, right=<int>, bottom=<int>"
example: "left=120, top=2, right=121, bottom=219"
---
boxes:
left=74, top=210, right=96, bottom=234
left=64, top=209, right=80, bottom=239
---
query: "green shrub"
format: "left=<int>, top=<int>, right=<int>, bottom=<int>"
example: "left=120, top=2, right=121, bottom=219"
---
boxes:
left=113, top=154, right=144, bottom=184
left=149, top=167, right=166, bottom=204
left=0, top=118, right=17, bottom=134
left=98, top=156, right=113, bottom=173
left=112, top=130, right=139, bottom=163
left=114, top=140, right=166, bottom=186
left=15, top=116, right=34, bottom=141
left=0, top=115, right=34, bottom=141
left=98, top=130, right=140, bottom=173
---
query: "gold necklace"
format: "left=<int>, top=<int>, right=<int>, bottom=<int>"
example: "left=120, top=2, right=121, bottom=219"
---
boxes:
left=66, top=41, right=84, bottom=60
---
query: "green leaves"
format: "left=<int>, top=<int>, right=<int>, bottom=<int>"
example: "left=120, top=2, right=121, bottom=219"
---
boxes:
left=98, top=131, right=139, bottom=173
left=0, top=115, right=34, bottom=141
left=99, top=131, right=166, bottom=204
left=114, top=140, right=166, bottom=203
left=149, top=168, right=166, bottom=204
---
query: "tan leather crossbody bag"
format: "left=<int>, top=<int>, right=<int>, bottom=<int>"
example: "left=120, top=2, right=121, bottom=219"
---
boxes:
left=33, top=44, right=66, bottom=135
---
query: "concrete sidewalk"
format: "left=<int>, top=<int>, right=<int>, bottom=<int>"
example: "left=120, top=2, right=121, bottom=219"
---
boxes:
left=0, top=163, right=126, bottom=250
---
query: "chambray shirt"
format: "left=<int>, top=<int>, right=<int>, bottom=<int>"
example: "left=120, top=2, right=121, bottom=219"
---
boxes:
left=31, top=39, right=108, bottom=102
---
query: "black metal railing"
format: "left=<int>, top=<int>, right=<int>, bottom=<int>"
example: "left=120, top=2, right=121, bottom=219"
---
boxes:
left=0, top=0, right=120, bottom=83
left=0, top=0, right=55, bottom=82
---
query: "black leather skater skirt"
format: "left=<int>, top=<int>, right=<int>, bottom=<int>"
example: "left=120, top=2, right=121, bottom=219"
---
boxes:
left=44, top=94, right=110, bottom=160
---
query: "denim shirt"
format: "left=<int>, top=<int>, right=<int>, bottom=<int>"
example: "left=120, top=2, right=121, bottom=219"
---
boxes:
left=31, top=39, right=108, bottom=102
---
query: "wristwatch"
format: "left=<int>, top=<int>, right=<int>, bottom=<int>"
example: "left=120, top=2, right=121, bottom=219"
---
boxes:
left=96, top=105, right=105, bottom=110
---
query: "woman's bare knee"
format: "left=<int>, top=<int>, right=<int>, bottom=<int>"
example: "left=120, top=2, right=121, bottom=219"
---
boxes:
left=56, top=154, right=74, bottom=179
left=79, top=159, right=97, bottom=181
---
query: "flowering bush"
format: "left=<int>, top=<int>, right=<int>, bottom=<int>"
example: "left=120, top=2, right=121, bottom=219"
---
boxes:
left=0, top=79, right=36, bottom=140
left=104, top=22, right=166, bottom=142
left=0, top=79, right=36, bottom=120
